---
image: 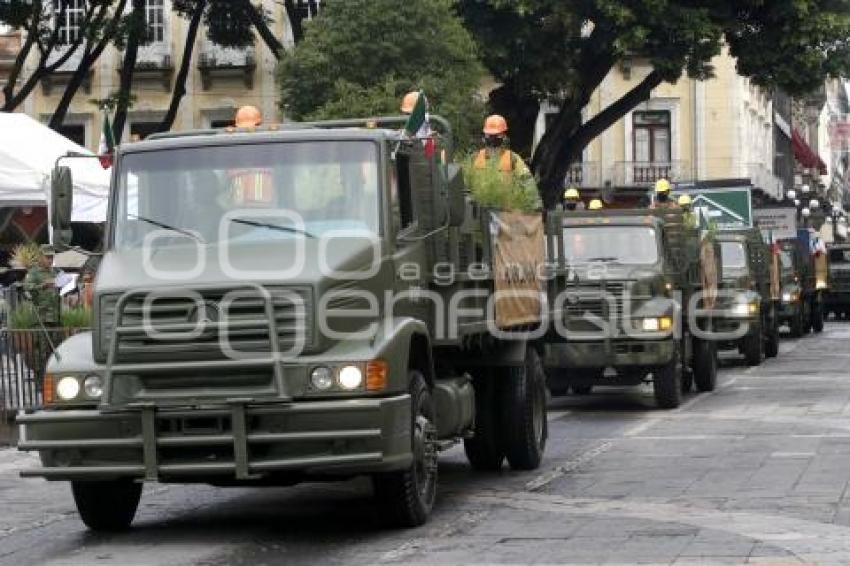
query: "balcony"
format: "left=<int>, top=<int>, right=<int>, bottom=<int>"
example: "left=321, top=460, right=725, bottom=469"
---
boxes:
left=198, top=45, right=256, bottom=90
left=120, top=46, right=174, bottom=91
left=564, top=162, right=601, bottom=188
left=611, top=161, right=692, bottom=187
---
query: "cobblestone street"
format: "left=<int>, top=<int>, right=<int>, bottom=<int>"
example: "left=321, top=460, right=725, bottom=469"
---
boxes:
left=1, top=324, right=850, bottom=564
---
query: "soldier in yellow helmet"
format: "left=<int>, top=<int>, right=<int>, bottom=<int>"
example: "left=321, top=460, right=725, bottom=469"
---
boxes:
left=650, top=178, right=679, bottom=209
left=588, top=198, right=604, bottom=211
left=677, top=194, right=692, bottom=212
left=678, top=194, right=697, bottom=227
left=563, top=186, right=580, bottom=211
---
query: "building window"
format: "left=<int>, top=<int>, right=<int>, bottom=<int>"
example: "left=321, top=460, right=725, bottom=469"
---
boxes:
left=145, top=0, right=165, bottom=43
left=633, top=110, right=671, bottom=163
left=57, top=124, right=86, bottom=147
left=55, top=0, right=86, bottom=45
left=295, top=0, right=321, bottom=20
left=210, top=119, right=233, bottom=129
left=130, top=121, right=161, bottom=141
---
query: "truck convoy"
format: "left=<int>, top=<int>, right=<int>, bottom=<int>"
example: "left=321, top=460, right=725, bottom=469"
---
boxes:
left=543, top=207, right=720, bottom=409
left=18, top=116, right=553, bottom=530
left=713, top=228, right=780, bottom=365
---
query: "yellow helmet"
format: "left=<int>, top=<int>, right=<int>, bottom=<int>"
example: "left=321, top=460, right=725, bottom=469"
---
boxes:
left=564, top=187, right=580, bottom=200
left=655, top=178, right=671, bottom=193
left=678, top=194, right=692, bottom=206
left=588, top=199, right=603, bottom=211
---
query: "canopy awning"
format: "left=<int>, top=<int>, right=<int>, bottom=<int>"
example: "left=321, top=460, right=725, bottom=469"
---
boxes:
left=792, top=128, right=827, bottom=175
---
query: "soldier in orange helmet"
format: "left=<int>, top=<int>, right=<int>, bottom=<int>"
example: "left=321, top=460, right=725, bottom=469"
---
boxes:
left=473, top=114, right=531, bottom=178
left=228, top=105, right=275, bottom=207
left=234, top=105, right=262, bottom=128
left=400, top=91, right=420, bottom=115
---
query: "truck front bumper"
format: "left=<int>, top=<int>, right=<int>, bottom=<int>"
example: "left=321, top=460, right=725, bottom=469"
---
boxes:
left=544, top=338, right=675, bottom=370
left=17, top=395, right=411, bottom=481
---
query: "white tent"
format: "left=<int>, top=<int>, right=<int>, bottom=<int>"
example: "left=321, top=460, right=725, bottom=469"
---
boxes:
left=0, top=112, right=109, bottom=222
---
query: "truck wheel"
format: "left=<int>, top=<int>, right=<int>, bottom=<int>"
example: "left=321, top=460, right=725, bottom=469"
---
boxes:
left=500, top=346, right=548, bottom=470
left=374, top=370, right=437, bottom=528
left=812, top=300, right=825, bottom=333
left=653, top=344, right=682, bottom=409
left=692, top=339, right=717, bottom=392
left=790, top=309, right=804, bottom=338
left=463, top=372, right=504, bottom=471
left=71, top=479, right=142, bottom=531
left=743, top=324, right=764, bottom=366
left=765, top=320, right=780, bottom=358
left=571, top=385, right=593, bottom=395
left=681, top=369, right=694, bottom=394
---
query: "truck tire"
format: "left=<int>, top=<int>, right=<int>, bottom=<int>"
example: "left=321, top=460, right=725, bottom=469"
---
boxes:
left=765, top=309, right=780, bottom=358
left=812, top=300, right=825, bottom=333
left=681, top=368, right=694, bottom=394
left=374, top=370, right=437, bottom=528
left=653, top=344, right=682, bottom=409
left=743, top=324, right=764, bottom=367
left=790, top=309, right=804, bottom=338
left=500, top=346, right=548, bottom=470
left=71, top=479, right=142, bottom=531
left=463, top=372, right=504, bottom=471
left=692, top=339, right=717, bottom=392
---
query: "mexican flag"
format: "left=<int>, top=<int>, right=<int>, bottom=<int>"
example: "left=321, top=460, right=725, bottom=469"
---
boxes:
left=403, top=90, right=435, bottom=157
left=98, top=109, right=116, bottom=169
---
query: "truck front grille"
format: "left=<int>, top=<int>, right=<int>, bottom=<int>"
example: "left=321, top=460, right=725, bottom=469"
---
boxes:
left=98, top=287, right=312, bottom=362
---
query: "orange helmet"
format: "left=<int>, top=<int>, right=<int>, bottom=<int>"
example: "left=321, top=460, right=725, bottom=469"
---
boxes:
left=234, top=105, right=262, bottom=127
left=400, top=91, right=420, bottom=114
left=483, top=114, right=508, bottom=135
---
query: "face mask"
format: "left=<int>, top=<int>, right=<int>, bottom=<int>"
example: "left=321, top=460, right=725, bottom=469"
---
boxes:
left=657, top=192, right=669, bottom=203
left=484, top=135, right=503, bottom=148
left=565, top=203, right=577, bottom=211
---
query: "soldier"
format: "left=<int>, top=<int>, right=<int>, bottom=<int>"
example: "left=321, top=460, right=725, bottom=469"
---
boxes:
left=400, top=91, right=420, bottom=115
left=588, top=199, right=604, bottom=211
left=651, top=178, right=679, bottom=209
left=678, top=194, right=697, bottom=228
left=234, top=105, right=262, bottom=128
left=473, top=115, right=531, bottom=179
left=678, top=194, right=693, bottom=212
left=23, top=245, right=59, bottom=326
left=563, top=186, right=581, bottom=211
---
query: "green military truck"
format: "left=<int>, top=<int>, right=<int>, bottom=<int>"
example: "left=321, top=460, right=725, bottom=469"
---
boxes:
left=18, top=116, right=551, bottom=530
left=712, top=229, right=780, bottom=365
left=543, top=208, right=719, bottom=409
left=777, top=232, right=825, bottom=336
left=825, top=243, right=850, bottom=319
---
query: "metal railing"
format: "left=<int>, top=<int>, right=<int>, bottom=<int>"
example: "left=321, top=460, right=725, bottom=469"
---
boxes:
left=564, top=162, right=600, bottom=187
left=0, top=328, right=86, bottom=417
left=611, top=161, right=692, bottom=186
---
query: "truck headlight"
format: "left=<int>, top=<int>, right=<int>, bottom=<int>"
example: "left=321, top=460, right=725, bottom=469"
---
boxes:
left=732, top=302, right=759, bottom=316
left=338, top=365, right=364, bottom=390
left=782, top=291, right=799, bottom=303
left=310, top=366, right=334, bottom=390
left=56, top=376, right=81, bottom=401
left=641, top=317, right=672, bottom=331
left=83, top=375, right=103, bottom=399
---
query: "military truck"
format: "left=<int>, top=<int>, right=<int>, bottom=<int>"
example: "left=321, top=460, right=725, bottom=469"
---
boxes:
left=712, top=229, right=780, bottom=365
left=777, top=232, right=825, bottom=336
left=543, top=208, right=719, bottom=409
left=17, top=116, right=551, bottom=530
left=825, top=243, right=850, bottom=319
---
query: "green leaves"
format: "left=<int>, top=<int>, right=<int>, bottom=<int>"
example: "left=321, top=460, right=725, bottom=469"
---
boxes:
left=278, top=0, right=485, bottom=151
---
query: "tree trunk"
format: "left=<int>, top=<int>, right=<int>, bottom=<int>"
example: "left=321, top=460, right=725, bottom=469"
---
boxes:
left=1, top=27, right=36, bottom=111
left=532, top=69, right=664, bottom=209
left=283, top=0, right=305, bottom=44
left=48, top=0, right=128, bottom=131
left=243, top=0, right=284, bottom=57
left=158, top=0, right=206, bottom=132
left=112, top=0, right=146, bottom=141
left=487, top=82, right=540, bottom=160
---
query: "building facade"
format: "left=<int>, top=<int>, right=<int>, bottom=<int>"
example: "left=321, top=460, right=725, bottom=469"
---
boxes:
left=3, top=0, right=302, bottom=151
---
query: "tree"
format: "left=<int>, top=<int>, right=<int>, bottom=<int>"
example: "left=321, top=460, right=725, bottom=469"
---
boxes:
left=278, top=0, right=485, bottom=152
left=111, top=0, right=147, bottom=139
left=458, top=1, right=850, bottom=208
left=0, top=0, right=96, bottom=111
left=158, top=0, right=207, bottom=132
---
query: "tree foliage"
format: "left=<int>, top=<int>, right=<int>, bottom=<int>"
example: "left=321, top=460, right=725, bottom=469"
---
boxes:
left=278, top=0, right=485, bottom=152
left=458, top=0, right=850, bottom=208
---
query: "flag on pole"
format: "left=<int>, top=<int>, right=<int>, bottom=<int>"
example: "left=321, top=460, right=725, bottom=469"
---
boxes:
left=98, top=109, right=116, bottom=169
left=403, top=90, right=436, bottom=157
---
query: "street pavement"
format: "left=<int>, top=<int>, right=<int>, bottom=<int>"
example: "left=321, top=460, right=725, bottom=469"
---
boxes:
left=3, top=324, right=850, bottom=564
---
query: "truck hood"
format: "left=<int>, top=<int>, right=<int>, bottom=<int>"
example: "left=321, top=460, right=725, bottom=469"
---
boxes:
left=96, top=238, right=383, bottom=293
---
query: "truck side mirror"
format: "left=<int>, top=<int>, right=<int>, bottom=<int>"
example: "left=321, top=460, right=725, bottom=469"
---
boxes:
left=51, top=165, right=73, bottom=249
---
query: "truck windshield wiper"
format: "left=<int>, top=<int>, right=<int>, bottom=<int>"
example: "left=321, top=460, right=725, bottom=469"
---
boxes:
left=129, top=214, right=206, bottom=243
left=230, top=218, right=316, bottom=239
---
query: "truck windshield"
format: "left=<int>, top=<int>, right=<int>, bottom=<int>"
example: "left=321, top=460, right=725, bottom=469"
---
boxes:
left=562, top=226, right=658, bottom=265
left=720, top=241, right=748, bottom=270
left=113, top=141, right=381, bottom=248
